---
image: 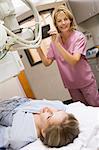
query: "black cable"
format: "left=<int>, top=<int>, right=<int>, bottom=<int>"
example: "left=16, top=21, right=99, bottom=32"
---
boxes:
left=0, top=49, right=9, bottom=60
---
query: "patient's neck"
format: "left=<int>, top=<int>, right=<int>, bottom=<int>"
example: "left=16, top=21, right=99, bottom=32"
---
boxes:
left=33, top=114, right=41, bottom=137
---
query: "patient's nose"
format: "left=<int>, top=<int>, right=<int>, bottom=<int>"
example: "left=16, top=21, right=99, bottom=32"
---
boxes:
left=40, top=107, right=49, bottom=113
left=43, top=107, right=50, bottom=113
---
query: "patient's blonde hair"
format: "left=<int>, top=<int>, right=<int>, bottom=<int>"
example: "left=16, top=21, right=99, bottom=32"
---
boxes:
left=40, top=113, right=79, bottom=148
left=52, top=5, right=76, bottom=33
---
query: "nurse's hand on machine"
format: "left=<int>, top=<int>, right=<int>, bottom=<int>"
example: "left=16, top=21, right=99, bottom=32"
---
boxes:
left=48, top=29, right=59, bottom=43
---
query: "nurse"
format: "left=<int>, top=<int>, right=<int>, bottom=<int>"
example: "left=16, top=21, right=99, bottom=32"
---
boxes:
left=37, top=5, right=99, bottom=106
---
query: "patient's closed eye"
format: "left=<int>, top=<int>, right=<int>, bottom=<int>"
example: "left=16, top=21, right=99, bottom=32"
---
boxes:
left=47, top=115, right=53, bottom=120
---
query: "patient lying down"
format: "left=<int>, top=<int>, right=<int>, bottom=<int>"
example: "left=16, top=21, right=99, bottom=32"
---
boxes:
left=0, top=97, right=79, bottom=150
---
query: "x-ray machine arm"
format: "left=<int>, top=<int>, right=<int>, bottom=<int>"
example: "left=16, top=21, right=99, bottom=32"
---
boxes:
left=0, top=0, right=42, bottom=83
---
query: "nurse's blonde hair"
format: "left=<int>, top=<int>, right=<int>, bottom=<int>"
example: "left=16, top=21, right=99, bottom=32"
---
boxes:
left=52, top=5, right=76, bottom=32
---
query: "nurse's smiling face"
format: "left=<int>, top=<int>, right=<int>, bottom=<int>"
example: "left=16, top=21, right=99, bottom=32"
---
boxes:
left=55, top=11, right=71, bottom=33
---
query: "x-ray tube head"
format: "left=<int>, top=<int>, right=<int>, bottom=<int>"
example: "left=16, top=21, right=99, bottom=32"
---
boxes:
left=0, top=0, right=42, bottom=59
left=0, top=24, right=8, bottom=59
left=0, top=24, right=7, bottom=49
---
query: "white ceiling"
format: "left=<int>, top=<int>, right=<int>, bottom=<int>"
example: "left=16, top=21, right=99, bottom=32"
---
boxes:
left=12, top=0, right=40, bottom=7
left=12, top=0, right=58, bottom=15
left=12, top=0, right=57, bottom=8
left=12, top=0, right=64, bottom=21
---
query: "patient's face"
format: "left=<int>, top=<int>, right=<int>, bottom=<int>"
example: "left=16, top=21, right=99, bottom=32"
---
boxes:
left=48, top=110, right=68, bottom=125
left=39, top=107, right=68, bottom=129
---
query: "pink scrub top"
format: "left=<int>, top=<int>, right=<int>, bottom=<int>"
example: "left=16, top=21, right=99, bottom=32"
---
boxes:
left=47, top=30, right=95, bottom=89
